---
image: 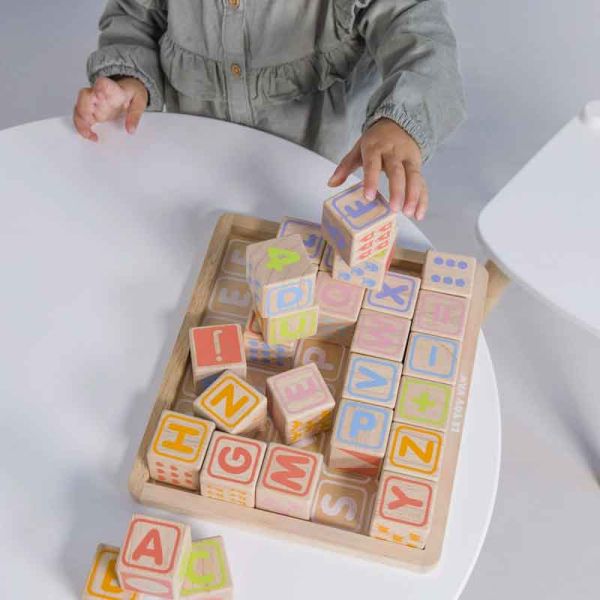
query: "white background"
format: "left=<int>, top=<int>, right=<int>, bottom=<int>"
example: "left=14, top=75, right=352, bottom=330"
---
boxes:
left=1, top=1, right=599, bottom=597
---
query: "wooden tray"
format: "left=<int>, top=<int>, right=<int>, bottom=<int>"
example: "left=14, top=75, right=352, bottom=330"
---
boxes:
left=128, top=212, right=489, bottom=571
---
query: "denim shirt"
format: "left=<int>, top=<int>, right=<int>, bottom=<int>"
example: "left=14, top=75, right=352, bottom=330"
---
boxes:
left=87, top=0, right=465, bottom=163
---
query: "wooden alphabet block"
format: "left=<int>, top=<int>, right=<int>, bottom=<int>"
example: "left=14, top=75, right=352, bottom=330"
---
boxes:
left=246, top=234, right=317, bottom=318
left=117, top=514, right=192, bottom=598
left=321, top=183, right=396, bottom=266
left=219, top=238, right=250, bottom=278
left=147, top=410, right=215, bottom=490
left=403, top=332, right=461, bottom=385
left=267, top=363, right=336, bottom=444
left=383, top=422, right=445, bottom=481
left=311, top=466, right=377, bottom=533
left=351, top=309, right=410, bottom=362
left=208, top=276, right=253, bottom=320
left=201, top=311, right=247, bottom=328
left=243, top=310, right=296, bottom=370
left=362, top=271, right=421, bottom=319
left=200, top=432, right=267, bottom=507
left=395, top=376, right=454, bottom=431
left=82, top=544, right=137, bottom=600
left=412, top=289, right=469, bottom=340
left=291, top=430, right=330, bottom=454
left=331, top=247, right=391, bottom=291
left=327, top=398, right=393, bottom=477
left=319, top=243, right=334, bottom=272
left=194, top=370, right=267, bottom=435
left=421, top=250, right=477, bottom=298
left=342, top=353, right=402, bottom=409
left=180, top=537, right=233, bottom=600
left=189, top=324, right=246, bottom=392
left=293, top=338, right=348, bottom=399
left=277, top=217, right=326, bottom=264
left=369, top=472, right=437, bottom=549
left=258, top=305, right=319, bottom=345
left=256, top=443, right=322, bottom=520
left=316, top=271, right=364, bottom=323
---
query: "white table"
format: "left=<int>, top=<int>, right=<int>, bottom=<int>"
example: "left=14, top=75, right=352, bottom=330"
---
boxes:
left=478, top=101, right=600, bottom=335
left=0, top=115, right=500, bottom=599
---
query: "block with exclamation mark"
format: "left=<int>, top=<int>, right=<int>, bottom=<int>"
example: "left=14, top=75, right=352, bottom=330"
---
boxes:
left=189, top=324, right=246, bottom=393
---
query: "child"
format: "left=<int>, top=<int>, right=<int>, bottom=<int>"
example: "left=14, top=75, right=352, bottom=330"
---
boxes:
left=75, top=1, right=465, bottom=220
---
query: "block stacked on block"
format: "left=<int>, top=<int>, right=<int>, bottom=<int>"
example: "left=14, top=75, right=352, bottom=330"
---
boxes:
left=277, top=217, right=326, bottom=265
left=243, top=310, right=296, bottom=371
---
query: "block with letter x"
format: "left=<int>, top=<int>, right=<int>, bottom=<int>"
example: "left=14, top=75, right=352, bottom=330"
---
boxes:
left=363, top=270, right=421, bottom=319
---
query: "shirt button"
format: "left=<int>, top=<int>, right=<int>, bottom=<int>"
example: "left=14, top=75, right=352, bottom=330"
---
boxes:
left=229, top=0, right=240, bottom=7
left=231, top=63, right=242, bottom=77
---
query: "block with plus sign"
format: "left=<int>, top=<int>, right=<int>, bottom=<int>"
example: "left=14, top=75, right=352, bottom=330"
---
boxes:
left=277, top=217, right=326, bottom=265
left=351, top=309, right=411, bottom=362
left=82, top=544, right=137, bottom=600
left=363, top=271, right=421, bottom=319
left=412, top=290, right=469, bottom=340
left=404, top=332, right=461, bottom=385
left=246, top=234, right=317, bottom=318
left=394, top=376, right=454, bottom=431
left=421, top=250, right=477, bottom=297
left=147, top=410, right=215, bottom=491
left=321, top=183, right=396, bottom=266
left=331, top=247, right=392, bottom=291
left=243, top=310, right=297, bottom=371
left=369, top=472, right=437, bottom=549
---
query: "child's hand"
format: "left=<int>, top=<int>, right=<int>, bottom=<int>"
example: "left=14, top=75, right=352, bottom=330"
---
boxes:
left=328, top=118, right=428, bottom=220
left=73, top=77, right=149, bottom=142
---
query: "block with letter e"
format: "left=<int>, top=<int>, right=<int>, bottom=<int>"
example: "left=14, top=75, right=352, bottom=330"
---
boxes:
left=256, top=443, right=322, bottom=519
left=321, top=183, right=396, bottom=266
left=147, top=410, right=215, bottom=491
left=327, top=398, right=393, bottom=477
left=200, top=432, right=267, bottom=507
left=116, top=514, right=191, bottom=599
left=82, top=544, right=137, bottom=600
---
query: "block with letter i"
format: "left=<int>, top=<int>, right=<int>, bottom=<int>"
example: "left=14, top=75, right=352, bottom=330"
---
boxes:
left=327, top=398, right=393, bottom=477
left=266, top=362, right=336, bottom=444
left=321, top=183, right=396, bottom=266
left=82, top=544, right=137, bottom=600
left=180, top=537, right=233, bottom=600
left=147, top=410, right=215, bottom=490
left=332, top=247, right=391, bottom=291
left=369, top=472, right=437, bottom=549
left=256, top=443, right=323, bottom=519
left=404, top=332, right=461, bottom=385
left=194, top=370, right=267, bottom=435
left=277, top=217, right=326, bottom=265
left=116, top=514, right=192, bottom=598
left=200, top=432, right=267, bottom=507
left=421, top=250, right=477, bottom=297
left=189, top=324, right=246, bottom=393
left=243, top=310, right=296, bottom=370
left=246, top=234, right=317, bottom=318
left=351, top=309, right=410, bottom=362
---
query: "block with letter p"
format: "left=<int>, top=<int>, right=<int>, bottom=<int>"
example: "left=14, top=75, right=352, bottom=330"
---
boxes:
left=116, top=514, right=191, bottom=599
left=82, top=544, right=137, bottom=600
left=327, top=398, right=393, bottom=477
left=321, top=183, right=396, bottom=266
left=246, top=234, right=317, bottom=318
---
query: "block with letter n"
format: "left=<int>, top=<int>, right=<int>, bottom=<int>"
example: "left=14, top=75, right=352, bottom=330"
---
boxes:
left=82, top=544, right=137, bottom=600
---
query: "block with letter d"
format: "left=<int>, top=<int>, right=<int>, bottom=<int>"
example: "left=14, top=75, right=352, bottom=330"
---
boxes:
left=321, top=183, right=396, bottom=266
left=256, top=443, right=323, bottom=520
left=327, top=398, right=393, bottom=477
left=116, top=514, right=192, bottom=598
left=82, top=544, right=137, bottom=600
left=246, top=234, right=317, bottom=318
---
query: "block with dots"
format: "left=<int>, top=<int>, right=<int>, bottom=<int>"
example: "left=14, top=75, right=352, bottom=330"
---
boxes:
left=331, top=247, right=392, bottom=291
left=421, top=250, right=477, bottom=297
left=243, top=310, right=297, bottom=371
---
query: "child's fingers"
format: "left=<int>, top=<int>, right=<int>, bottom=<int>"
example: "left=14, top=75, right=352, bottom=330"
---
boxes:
left=360, top=146, right=382, bottom=201
left=328, top=143, right=361, bottom=186
left=401, top=161, right=423, bottom=219
left=73, top=108, right=98, bottom=142
left=382, top=154, right=406, bottom=213
left=415, top=183, right=429, bottom=221
left=73, top=88, right=98, bottom=142
left=124, top=93, right=147, bottom=134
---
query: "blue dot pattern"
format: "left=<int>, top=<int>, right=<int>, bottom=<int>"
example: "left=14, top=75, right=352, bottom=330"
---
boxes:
left=434, top=257, right=444, bottom=265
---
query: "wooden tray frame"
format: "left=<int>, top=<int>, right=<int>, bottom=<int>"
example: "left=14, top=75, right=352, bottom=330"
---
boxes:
left=128, top=212, right=489, bottom=571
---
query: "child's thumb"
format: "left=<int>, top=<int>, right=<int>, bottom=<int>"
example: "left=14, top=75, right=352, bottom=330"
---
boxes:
left=125, top=94, right=146, bottom=134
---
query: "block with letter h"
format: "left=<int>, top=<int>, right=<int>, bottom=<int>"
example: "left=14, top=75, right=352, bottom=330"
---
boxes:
left=116, top=514, right=192, bottom=599
left=327, top=398, right=393, bottom=477
left=351, top=308, right=410, bottom=363
left=243, top=310, right=297, bottom=370
left=277, top=217, right=326, bottom=265
left=256, top=443, right=323, bottom=520
left=200, top=432, right=267, bottom=507
left=82, top=544, right=137, bottom=600
left=194, top=370, right=267, bottom=435
left=147, top=410, right=215, bottom=491
left=246, top=234, right=317, bottom=318
left=266, top=363, right=336, bottom=444
left=321, top=183, right=396, bottom=266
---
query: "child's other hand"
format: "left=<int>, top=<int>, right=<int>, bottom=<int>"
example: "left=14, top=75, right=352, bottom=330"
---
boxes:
left=328, top=118, right=427, bottom=220
left=73, top=77, right=149, bottom=142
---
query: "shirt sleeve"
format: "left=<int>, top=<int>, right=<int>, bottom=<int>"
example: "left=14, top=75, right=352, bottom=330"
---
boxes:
left=356, top=0, right=466, bottom=161
left=86, top=0, right=167, bottom=111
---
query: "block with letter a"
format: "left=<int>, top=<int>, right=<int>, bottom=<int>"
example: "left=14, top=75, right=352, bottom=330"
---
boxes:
left=116, top=514, right=192, bottom=599
left=255, top=443, right=323, bottom=519
left=180, top=536, right=233, bottom=600
left=147, top=410, right=215, bottom=491
left=200, top=432, right=267, bottom=507
left=369, top=472, right=437, bottom=549
left=351, top=308, right=410, bottom=362
left=327, top=398, right=393, bottom=477
left=194, top=371, right=267, bottom=435
left=277, top=217, right=326, bottom=265
left=82, top=544, right=137, bottom=600
left=266, top=363, right=336, bottom=444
